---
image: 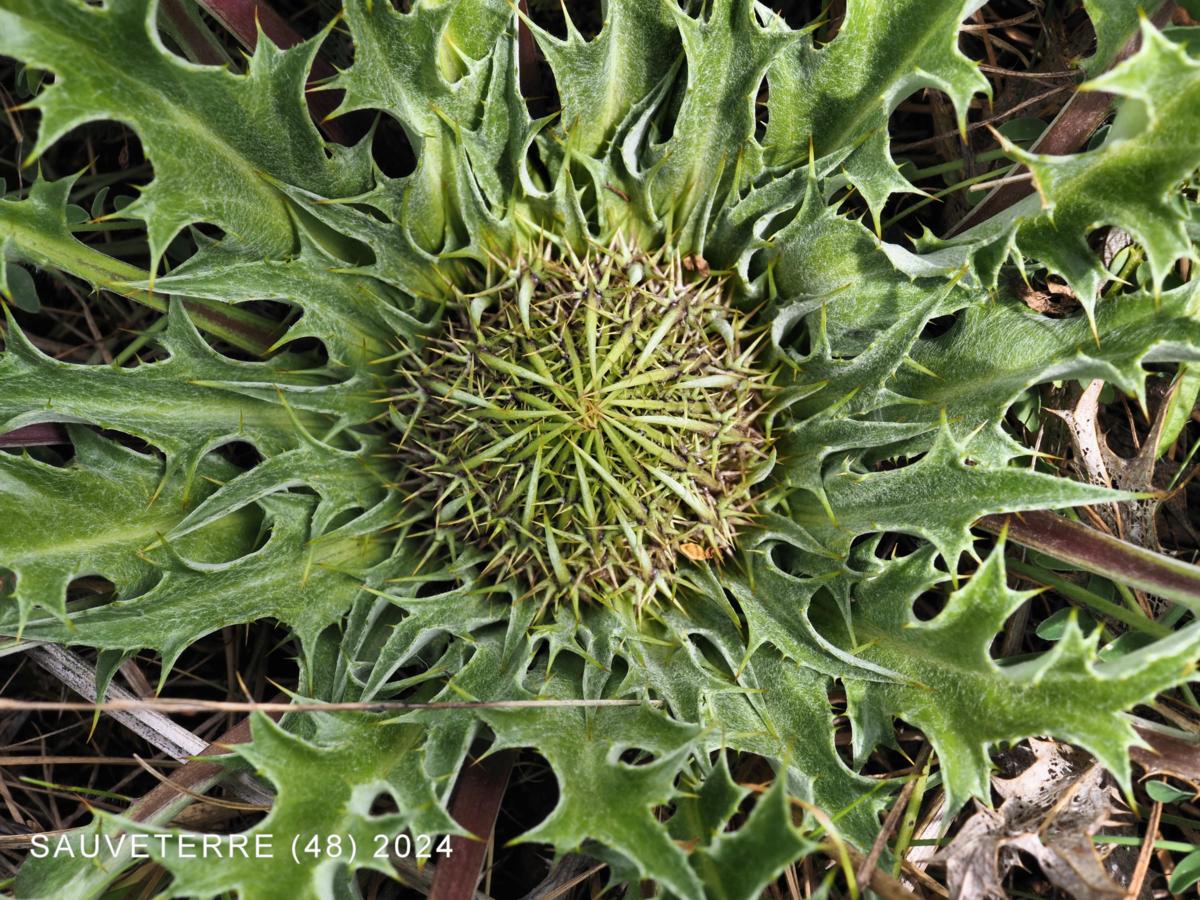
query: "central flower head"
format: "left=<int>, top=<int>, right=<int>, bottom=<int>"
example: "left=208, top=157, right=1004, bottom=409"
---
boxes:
left=394, top=241, right=771, bottom=608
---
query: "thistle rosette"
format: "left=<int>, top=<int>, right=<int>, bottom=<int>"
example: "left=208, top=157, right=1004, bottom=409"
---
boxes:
left=393, top=241, right=773, bottom=609
left=1, top=2, right=1200, bottom=898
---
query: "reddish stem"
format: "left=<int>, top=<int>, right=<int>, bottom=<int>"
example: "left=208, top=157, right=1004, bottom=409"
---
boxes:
left=952, top=2, right=1177, bottom=234
left=197, top=0, right=350, bottom=144
left=428, top=749, right=518, bottom=900
left=978, top=510, right=1200, bottom=609
left=517, top=0, right=542, bottom=102
left=160, top=0, right=227, bottom=66
left=0, top=423, right=68, bottom=447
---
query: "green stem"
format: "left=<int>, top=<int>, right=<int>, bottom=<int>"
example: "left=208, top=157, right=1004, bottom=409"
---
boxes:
left=1093, top=836, right=1198, bottom=852
left=881, top=167, right=1012, bottom=230
left=1162, top=811, right=1200, bottom=831
left=112, top=315, right=169, bottom=366
left=897, top=147, right=1011, bottom=180
left=890, top=751, right=931, bottom=877
left=1006, top=558, right=1172, bottom=638
left=6, top=218, right=282, bottom=355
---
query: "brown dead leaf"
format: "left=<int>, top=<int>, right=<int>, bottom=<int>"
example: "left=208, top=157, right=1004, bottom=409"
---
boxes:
left=1132, top=726, right=1200, bottom=790
left=1016, top=278, right=1080, bottom=317
left=1050, top=379, right=1112, bottom=493
left=681, top=254, right=710, bottom=278
left=1050, top=377, right=1181, bottom=566
left=943, top=739, right=1125, bottom=899
left=1099, top=382, right=1177, bottom=554
left=679, top=542, right=712, bottom=562
left=1101, top=228, right=1134, bottom=269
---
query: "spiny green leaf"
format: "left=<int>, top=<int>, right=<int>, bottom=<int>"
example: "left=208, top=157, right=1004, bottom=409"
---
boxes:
left=828, top=545, right=1200, bottom=812
left=0, top=0, right=370, bottom=263
left=0, top=427, right=255, bottom=626
left=481, top=666, right=705, bottom=900
left=763, top=0, right=989, bottom=226
left=126, top=712, right=456, bottom=900
left=743, top=177, right=963, bottom=356
left=4, top=2, right=1200, bottom=894
left=0, top=300, right=374, bottom=487
left=334, top=0, right=516, bottom=252
left=668, top=756, right=747, bottom=845
left=1083, top=0, right=1146, bottom=73
left=530, top=1, right=677, bottom=162
left=359, top=581, right=510, bottom=700
left=734, top=648, right=887, bottom=848
left=163, top=440, right=392, bottom=543
left=797, top=426, right=1130, bottom=566
left=606, top=576, right=887, bottom=848
left=0, top=177, right=284, bottom=354
left=7, top=495, right=391, bottom=681
left=928, top=20, right=1200, bottom=316
left=649, top=0, right=797, bottom=247
left=1013, top=20, right=1200, bottom=308
left=145, top=233, right=430, bottom=370
left=892, top=283, right=1200, bottom=463
left=688, top=773, right=818, bottom=900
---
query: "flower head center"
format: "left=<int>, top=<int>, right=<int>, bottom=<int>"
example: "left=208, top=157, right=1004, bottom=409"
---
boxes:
left=393, top=243, right=771, bottom=606
left=577, top=393, right=603, bottom=430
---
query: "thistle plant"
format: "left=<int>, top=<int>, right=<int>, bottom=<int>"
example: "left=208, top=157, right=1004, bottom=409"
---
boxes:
left=1, top=1, right=1200, bottom=898
left=392, top=241, right=771, bottom=610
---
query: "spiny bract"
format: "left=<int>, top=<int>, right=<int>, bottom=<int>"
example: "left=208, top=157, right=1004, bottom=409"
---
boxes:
left=392, top=239, right=772, bottom=610
left=1, top=1, right=1200, bottom=898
